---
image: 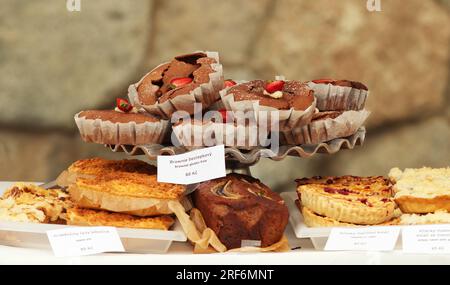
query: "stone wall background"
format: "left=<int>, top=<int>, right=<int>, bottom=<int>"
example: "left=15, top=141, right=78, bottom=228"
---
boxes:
left=0, top=0, right=449, bottom=192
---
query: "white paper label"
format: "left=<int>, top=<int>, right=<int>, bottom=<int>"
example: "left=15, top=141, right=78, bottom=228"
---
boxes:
left=157, top=145, right=226, bottom=185
left=324, top=227, right=400, bottom=251
left=402, top=225, right=450, bottom=254
left=47, top=227, right=125, bottom=257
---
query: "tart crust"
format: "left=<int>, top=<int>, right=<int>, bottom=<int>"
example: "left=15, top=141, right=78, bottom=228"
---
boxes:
left=297, top=184, right=396, bottom=225
left=395, top=195, right=450, bottom=214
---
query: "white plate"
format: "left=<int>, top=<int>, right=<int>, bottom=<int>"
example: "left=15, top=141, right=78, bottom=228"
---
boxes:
left=0, top=182, right=186, bottom=253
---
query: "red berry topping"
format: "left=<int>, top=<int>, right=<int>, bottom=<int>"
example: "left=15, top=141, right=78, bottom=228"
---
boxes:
left=116, top=98, right=133, bottom=112
left=169, top=77, right=193, bottom=90
left=224, top=79, right=237, bottom=88
left=218, top=109, right=228, bottom=122
left=265, top=80, right=285, bottom=93
left=312, top=79, right=334, bottom=84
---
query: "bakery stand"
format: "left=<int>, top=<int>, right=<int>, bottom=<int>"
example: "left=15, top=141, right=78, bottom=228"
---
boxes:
left=107, top=127, right=366, bottom=176
left=106, top=127, right=366, bottom=248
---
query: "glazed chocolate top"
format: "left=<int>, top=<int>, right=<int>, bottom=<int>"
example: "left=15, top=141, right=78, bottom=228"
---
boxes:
left=195, top=173, right=286, bottom=206
left=311, top=111, right=343, bottom=122
left=78, top=110, right=160, bottom=123
left=137, top=52, right=216, bottom=105
left=311, top=79, right=368, bottom=91
left=227, top=80, right=315, bottom=110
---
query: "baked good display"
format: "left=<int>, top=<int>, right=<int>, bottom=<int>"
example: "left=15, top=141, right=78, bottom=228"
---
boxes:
left=220, top=79, right=317, bottom=130
left=63, top=158, right=187, bottom=217
left=192, top=174, right=289, bottom=249
left=66, top=207, right=175, bottom=230
left=389, top=167, right=450, bottom=214
left=75, top=98, right=170, bottom=146
left=296, top=176, right=396, bottom=225
left=282, top=110, right=370, bottom=145
left=307, top=79, right=369, bottom=111
left=0, top=184, right=71, bottom=223
left=128, top=52, right=224, bottom=119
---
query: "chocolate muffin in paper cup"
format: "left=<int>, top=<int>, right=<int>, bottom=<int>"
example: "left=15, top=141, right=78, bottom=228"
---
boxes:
left=307, top=79, right=369, bottom=111
left=128, top=51, right=224, bottom=119
left=172, top=118, right=260, bottom=150
left=74, top=110, right=170, bottom=145
left=219, top=79, right=316, bottom=131
left=282, top=110, right=370, bottom=145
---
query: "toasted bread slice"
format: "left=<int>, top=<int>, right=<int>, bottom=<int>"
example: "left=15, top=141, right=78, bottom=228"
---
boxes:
left=66, top=207, right=174, bottom=230
left=68, top=157, right=157, bottom=177
left=297, top=183, right=396, bottom=225
left=296, top=175, right=393, bottom=197
left=69, top=173, right=187, bottom=216
left=389, top=167, right=450, bottom=213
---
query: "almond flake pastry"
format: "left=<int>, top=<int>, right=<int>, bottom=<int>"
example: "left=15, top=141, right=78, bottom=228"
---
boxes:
left=0, top=183, right=72, bottom=224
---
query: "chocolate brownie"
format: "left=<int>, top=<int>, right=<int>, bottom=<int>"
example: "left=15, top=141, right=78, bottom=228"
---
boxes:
left=79, top=110, right=160, bottom=123
left=137, top=52, right=217, bottom=105
left=227, top=80, right=314, bottom=110
left=311, top=79, right=368, bottom=91
left=193, top=174, right=289, bottom=249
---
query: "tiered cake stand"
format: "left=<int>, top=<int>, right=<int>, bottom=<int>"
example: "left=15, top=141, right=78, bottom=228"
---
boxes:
left=107, top=127, right=366, bottom=175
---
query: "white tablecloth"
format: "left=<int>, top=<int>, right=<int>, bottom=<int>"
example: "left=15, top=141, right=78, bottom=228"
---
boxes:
left=1, top=182, right=449, bottom=265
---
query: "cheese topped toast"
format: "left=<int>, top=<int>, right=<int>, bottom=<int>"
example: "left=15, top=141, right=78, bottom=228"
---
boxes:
left=68, top=157, right=157, bottom=177
left=66, top=158, right=186, bottom=216
left=75, top=172, right=184, bottom=200
left=66, top=207, right=174, bottom=230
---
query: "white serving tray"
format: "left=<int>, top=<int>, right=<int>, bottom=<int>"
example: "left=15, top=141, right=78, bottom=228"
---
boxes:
left=280, top=191, right=407, bottom=250
left=0, top=183, right=186, bottom=254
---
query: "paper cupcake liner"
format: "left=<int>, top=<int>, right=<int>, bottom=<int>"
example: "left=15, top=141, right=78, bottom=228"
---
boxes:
left=282, top=110, right=370, bottom=145
left=128, top=51, right=224, bottom=119
left=219, top=84, right=317, bottom=131
left=74, top=112, right=170, bottom=145
left=307, top=81, right=368, bottom=111
left=172, top=121, right=260, bottom=150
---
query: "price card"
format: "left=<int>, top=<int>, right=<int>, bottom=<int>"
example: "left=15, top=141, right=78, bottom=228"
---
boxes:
left=402, top=224, right=450, bottom=254
left=157, top=145, right=226, bottom=185
left=47, top=227, right=125, bottom=257
left=324, top=226, right=400, bottom=251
